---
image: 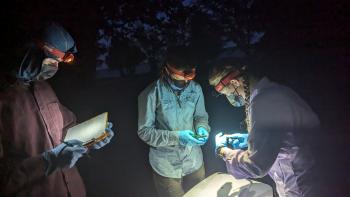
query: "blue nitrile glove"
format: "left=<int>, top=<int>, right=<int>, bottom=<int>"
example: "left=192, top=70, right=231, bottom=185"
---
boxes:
left=42, top=140, right=87, bottom=175
left=215, top=132, right=249, bottom=154
left=215, top=132, right=229, bottom=154
left=226, top=133, right=249, bottom=149
left=178, top=130, right=205, bottom=146
left=196, top=127, right=209, bottom=144
left=91, top=122, right=115, bottom=150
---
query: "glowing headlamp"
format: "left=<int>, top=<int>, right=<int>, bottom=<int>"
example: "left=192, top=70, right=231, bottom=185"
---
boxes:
left=166, top=64, right=196, bottom=81
left=37, top=41, right=75, bottom=63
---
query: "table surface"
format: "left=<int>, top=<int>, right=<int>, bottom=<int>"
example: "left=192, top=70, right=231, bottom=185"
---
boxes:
left=183, top=172, right=273, bottom=197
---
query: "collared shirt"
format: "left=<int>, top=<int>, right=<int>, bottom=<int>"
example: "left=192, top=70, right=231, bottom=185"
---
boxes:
left=225, top=77, right=320, bottom=197
left=138, top=79, right=210, bottom=178
left=0, top=81, right=86, bottom=197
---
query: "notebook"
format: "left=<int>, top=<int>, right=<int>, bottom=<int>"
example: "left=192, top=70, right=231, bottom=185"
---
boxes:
left=64, top=112, right=109, bottom=147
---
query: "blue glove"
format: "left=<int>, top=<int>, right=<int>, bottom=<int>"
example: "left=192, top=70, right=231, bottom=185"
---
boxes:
left=215, top=132, right=229, bottom=153
left=178, top=130, right=205, bottom=146
left=42, top=140, right=87, bottom=175
left=215, top=132, right=249, bottom=153
left=227, top=133, right=249, bottom=149
left=91, top=122, right=115, bottom=150
left=196, top=127, right=209, bottom=144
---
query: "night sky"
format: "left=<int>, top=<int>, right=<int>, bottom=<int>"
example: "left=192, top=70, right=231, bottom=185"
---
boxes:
left=1, top=0, right=350, bottom=196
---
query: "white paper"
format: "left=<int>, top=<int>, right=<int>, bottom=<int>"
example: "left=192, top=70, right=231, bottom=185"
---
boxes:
left=64, top=112, right=108, bottom=144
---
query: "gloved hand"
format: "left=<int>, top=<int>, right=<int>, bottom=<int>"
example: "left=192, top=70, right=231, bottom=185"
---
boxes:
left=42, top=140, right=87, bottom=175
left=215, top=132, right=229, bottom=154
left=215, top=132, right=249, bottom=154
left=196, top=127, right=209, bottom=144
left=227, top=133, right=249, bottom=149
left=178, top=130, right=205, bottom=146
left=91, top=122, right=115, bottom=150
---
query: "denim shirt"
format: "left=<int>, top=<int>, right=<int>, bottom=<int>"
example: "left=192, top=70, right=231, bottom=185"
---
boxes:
left=138, top=79, right=210, bottom=178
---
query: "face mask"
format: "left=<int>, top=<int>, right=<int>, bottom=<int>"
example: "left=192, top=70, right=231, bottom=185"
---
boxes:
left=226, top=93, right=245, bottom=107
left=166, top=76, right=189, bottom=91
left=33, top=58, right=59, bottom=81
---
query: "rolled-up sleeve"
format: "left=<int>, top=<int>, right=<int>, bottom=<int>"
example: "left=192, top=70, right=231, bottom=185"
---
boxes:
left=193, top=85, right=210, bottom=132
left=137, top=85, right=179, bottom=147
left=224, top=92, right=291, bottom=179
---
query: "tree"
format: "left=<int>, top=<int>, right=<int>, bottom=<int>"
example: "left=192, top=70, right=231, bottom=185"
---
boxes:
left=96, top=0, right=264, bottom=76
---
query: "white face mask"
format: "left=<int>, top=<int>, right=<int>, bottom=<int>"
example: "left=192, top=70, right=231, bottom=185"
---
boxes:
left=226, top=93, right=245, bottom=107
left=34, top=58, right=59, bottom=81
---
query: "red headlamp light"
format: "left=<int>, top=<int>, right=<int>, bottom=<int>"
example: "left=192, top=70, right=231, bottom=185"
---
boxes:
left=166, top=64, right=196, bottom=81
left=215, top=70, right=241, bottom=92
left=37, top=41, right=75, bottom=63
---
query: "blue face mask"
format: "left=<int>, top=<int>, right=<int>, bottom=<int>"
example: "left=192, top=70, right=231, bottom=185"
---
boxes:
left=17, top=55, right=58, bottom=82
left=166, top=76, right=188, bottom=91
left=226, top=93, right=245, bottom=107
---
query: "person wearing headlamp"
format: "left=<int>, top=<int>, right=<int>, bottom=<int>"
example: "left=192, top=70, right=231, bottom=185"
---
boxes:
left=0, top=22, right=114, bottom=197
left=209, top=60, right=320, bottom=197
left=138, top=46, right=210, bottom=197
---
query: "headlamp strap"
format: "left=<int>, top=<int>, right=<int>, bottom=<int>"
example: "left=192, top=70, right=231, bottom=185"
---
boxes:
left=215, top=70, right=240, bottom=92
left=166, top=64, right=196, bottom=80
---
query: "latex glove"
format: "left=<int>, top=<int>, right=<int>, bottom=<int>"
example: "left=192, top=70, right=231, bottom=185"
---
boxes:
left=215, top=132, right=229, bottom=154
left=227, top=133, right=248, bottom=149
left=91, top=122, right=115, bottom=150
left=42, top=140, right=87, bottom=175
left=196, top=127, right=209, bottom=144
left=178, top=130, right=205, bottom=146
left=215, top=132, right=249, bottom=154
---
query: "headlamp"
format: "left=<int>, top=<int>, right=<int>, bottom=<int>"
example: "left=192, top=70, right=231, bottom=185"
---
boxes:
left=214, top=70, right=240, bottom=92
left=37, top=41, right=75, bottom=63
left=166, top=64, right=196, bottom=81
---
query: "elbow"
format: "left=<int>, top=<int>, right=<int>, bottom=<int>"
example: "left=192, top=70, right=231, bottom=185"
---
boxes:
left=137, top=128, right=148, bottom=142
left=227, top=159, right=269, bottom=179
left=231, top=167, right=268, bottom=180
left=253, top=170, right=269, bottom=178
left=137, top=127, right=154, bottom=146
left=248, top=164, right=270, bottom=178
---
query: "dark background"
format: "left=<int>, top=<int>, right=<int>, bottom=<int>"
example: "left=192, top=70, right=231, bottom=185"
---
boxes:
left=1, top=0, right=350, bottom=196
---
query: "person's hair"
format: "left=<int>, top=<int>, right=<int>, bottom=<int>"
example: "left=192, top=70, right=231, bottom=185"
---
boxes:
left=160, top=45, right=197, bottom=79
left=165, top=45, right=196, bottom=70
left=208, top=58, right=244, bottom=87
left=209, top=58, right=252, bottom=131
left=208, top=55, right=267, bottom=87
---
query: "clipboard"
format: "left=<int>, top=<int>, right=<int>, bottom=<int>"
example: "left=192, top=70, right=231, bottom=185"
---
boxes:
left=64, top=112, right=109, bottom=147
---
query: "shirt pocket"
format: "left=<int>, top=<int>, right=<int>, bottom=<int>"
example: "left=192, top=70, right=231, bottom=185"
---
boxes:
left=161, top=99, right=174, bottom=111
left=182, top=94, right=197, bottom=114
left=157, top=99, right=176, bottom=126
left=45, top=102, right=64, bottom=145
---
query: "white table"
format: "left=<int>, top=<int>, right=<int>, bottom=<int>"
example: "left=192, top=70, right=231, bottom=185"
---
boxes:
left=183, top=172, right=273, bottom=197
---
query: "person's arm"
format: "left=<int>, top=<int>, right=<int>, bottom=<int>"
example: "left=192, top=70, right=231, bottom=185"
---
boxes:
left=193, top=85, right=210, bottom=133
left=59, top=103, right=77, bottom=131
left=0, top=130, right=47, bottom=196
left=223, top=92, right=291, bottom=179
left=137, top=85, right=179, bottom=147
